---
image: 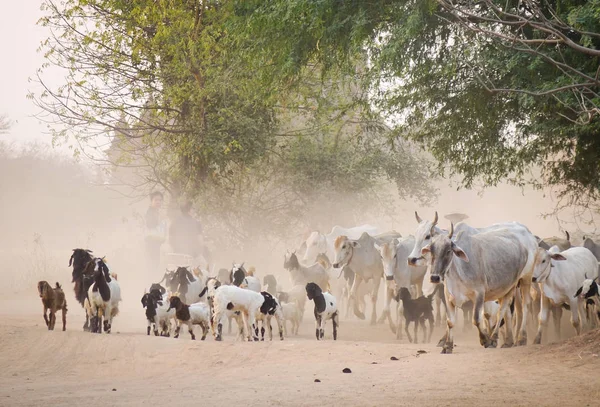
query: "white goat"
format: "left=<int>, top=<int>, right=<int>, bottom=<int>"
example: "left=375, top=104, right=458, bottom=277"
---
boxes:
left=281, top=301, right=301, bottom=336
left=213, top=285, right=265, bottom=341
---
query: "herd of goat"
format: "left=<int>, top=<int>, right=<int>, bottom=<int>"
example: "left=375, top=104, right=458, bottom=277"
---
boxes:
left=36, top=212, right=600, bottom=353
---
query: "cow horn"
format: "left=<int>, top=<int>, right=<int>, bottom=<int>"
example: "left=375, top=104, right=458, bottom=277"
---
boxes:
left=432, top=211, right=439, bottom=226
left=448, top=222, right=454, bottom=239
left=415, top=211, right=423, bottom=223
left=565, top=231, right=570, bottom=241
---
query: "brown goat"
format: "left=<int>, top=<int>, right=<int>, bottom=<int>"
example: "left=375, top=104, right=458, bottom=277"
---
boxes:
left=37, top=281, right=68, bottom=331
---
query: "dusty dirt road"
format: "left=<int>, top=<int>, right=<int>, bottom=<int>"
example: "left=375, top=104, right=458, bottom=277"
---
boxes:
left=2, top=294, right=600, bottom=407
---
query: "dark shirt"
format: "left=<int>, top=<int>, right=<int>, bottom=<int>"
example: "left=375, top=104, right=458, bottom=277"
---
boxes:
left=169, top=213, right=203, bottom=257
left=145, top=207, right=164, bottom=249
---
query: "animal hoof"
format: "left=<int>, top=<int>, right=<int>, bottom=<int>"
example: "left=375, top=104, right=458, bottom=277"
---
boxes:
left=516, top=337, right=527, bottom=346
left=215, top=336, right=222, bottom=342
left=501, top=343, right=513, bottom=349
left=441, top=347, right=453, bottom=354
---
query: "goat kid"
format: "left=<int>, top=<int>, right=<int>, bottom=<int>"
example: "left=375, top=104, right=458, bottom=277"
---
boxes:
left=168, top=296, right=211, bottom=340
left=37, top=281, right=68, bottom=331
left=306, top=282, right=339, bottom=340
left=396, top=285, right=439, bottom=344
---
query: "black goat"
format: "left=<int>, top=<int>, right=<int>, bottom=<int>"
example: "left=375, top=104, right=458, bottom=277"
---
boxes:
left=397, top=286, right=439, bottom=344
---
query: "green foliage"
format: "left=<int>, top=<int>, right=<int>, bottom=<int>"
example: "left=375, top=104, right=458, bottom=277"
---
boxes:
left=35, top=0, right=438, bottom=243
left=234, top=0, right=600, bottom=203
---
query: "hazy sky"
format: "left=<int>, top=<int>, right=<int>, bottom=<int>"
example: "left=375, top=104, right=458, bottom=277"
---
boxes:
left=0, top=1, right=64, bottom=149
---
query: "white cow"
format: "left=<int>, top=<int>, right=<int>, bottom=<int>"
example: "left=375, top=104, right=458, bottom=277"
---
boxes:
left=408, top=211, right=536, bottom=348
left=420, top=221, right=537, bottom=354
left=303, top=224, right=380, bottom=263
left=331, top=232, right=399, bottom=325
left=376, top=236, right=427, bottom=336
left=532, top=246, right=599, bottom=344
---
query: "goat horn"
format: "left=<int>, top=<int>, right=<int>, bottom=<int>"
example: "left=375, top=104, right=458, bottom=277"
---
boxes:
left=448, top=222, right=454, bottom=239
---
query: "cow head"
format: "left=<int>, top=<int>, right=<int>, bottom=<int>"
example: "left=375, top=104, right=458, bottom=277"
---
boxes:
left=332, top=235, right=358, bottom=269
left=408, top=211, right=439, bottom=267
left=375, top=240, right=399, bottom=290
left=421, top=223, right=469, bottom=283
left=303, top=232, right=327, bottom=263
left=532, top=247, right=566, bottom=283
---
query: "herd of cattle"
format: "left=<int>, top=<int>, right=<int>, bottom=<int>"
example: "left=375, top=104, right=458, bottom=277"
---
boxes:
left=37, top=212, right=600, bottom=353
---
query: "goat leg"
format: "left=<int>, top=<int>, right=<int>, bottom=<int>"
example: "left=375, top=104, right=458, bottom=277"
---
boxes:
left=43, top=307, right=49, bottom=328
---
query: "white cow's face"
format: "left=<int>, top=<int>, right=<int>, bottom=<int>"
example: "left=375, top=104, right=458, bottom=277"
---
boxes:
left=332, top=236, right=358, bottom=269
left=408, top=212, right=439, bottom=267
left=303, top=232, right=327, bottom=263
left=377, top=240, right=397, bottom=281
left=532, top=248, right=565, bottom=283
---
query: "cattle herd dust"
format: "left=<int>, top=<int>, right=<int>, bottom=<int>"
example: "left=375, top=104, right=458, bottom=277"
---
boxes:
left=1, top=154, right=600, bottom=406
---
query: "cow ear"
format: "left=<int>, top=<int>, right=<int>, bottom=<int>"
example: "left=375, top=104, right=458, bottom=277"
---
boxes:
left=351, top=241, right=360, bottom=248
left=421, top=245, right=431, bottom=256
left=550, top=253, right=567, bottom=261
left=451, top=243, right=469, bottom=262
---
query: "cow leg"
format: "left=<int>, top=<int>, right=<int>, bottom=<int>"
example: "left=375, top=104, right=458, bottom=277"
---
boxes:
left=435, top=295, right=442, bottom=327
left=441, top=291, right=456, bottom=354
left=516, top=281, right=531, bottom=346
left=396, top=300, right=403, bottom=340
left=551, top=305, right=563, bottom=341
left=369, top=276, right=381, bottom=325
left=349, top=275, right=365, bottom=320
left=378, top=284, right=396, bottom=333
left=571, top=299, right=582, bottom=336
left=534, top=295, right=551, bottom=344
left=490, top=294, right=514, bottom=348
left=462, top=306, right=470, bottom=332
left=472, top=295, right=492, bottom=347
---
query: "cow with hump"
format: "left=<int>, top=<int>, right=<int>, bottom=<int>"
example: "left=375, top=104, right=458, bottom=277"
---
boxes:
left=409, top=212, right=538, bottom=353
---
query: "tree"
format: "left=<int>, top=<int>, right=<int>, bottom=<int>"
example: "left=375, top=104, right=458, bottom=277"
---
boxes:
left=35, top=0, right=438, bottom=246
left=234, top=0, right=600, bottom=208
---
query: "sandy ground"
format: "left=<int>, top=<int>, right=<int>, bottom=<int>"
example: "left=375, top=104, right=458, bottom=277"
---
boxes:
left=2, top=292, right=600, bottom=407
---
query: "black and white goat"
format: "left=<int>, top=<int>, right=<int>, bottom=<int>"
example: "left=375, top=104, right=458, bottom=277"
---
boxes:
left=141, top=287, right=175, bottom=336
left=305, top=282, right=339, bottom=340
left=253, top=291, right=284, bottom=341
left=85, top=258, right=121, bottom=334
left=167, top=296, right=211, bottom=340
left=165, top=266, right=208, bottom=305
left=231, top=263, right=261, bottom=292
left=69, top=248, right=94, bottom=331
